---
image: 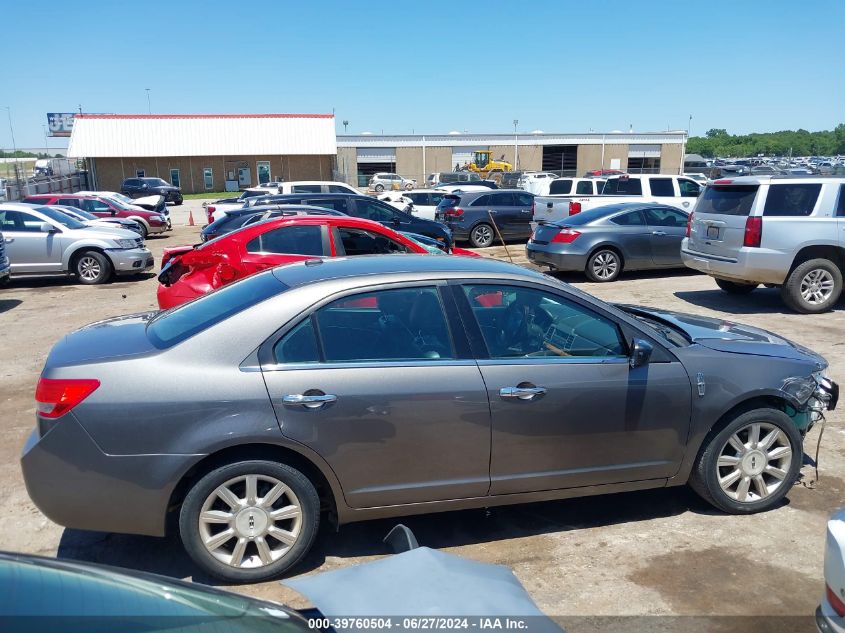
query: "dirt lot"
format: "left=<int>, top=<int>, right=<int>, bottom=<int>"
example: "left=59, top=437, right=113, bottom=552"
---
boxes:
left=2, top=210, right=843, bottom=623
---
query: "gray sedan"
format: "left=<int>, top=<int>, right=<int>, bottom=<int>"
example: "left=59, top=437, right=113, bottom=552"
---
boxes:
left=21, top=255, right=838, bottom=582
left=526, top=203, right=689, bottom=282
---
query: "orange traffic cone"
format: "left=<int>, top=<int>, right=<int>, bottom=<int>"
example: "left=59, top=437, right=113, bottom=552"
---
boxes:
left=188, top=209, right=195, bottom=226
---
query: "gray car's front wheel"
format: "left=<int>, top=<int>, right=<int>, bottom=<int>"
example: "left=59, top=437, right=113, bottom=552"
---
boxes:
left=690, top=408, right=802, bottom=514
left=74, top=250, right=112, bottom=285
left=585, top=249, right=622, bottom=282
left=179, top=460, right=319, bottom=582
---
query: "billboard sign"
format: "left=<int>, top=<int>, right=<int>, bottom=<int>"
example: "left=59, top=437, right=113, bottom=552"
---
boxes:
left=47, top=113, right=76, bottom=137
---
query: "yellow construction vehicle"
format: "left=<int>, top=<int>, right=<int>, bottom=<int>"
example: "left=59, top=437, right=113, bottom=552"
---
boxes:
left=463, top=150, right=513, bottom=178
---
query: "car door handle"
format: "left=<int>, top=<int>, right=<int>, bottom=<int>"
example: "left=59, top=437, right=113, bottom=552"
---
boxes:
left=652, top=231, right=667, bottom=236
left=499, top=386, right=547, bottom=400
left=282, top=393, right=337, bottom=408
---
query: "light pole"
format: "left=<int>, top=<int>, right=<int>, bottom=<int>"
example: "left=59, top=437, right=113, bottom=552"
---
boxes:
left=513, top=119, right=519, bottom=170
left=342, top=119, right=349, bottom=134
left=42, top=124, right=49, bottom=155
left=687, top=114, right=693, bottom=137
left=5, top=106, right=22, bottom=196
left=145, top=88, right=151, bottom=114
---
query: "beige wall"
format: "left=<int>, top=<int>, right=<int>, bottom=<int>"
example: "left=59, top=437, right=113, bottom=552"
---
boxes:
left=337, top=147, right=357, bottom=186
left=489, top=144, right=542, bottom=172
left=576, top=143, right=630, bottom=174
left=661, top=143, right=684, bottom=175
left=92, top=155, right=334, bottom=193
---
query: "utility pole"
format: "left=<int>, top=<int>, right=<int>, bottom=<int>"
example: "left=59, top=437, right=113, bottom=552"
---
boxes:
left=5, top=106, right=22, bottom=198
left=513, top=119, right=519, bottom=170
left=145, top=88, right=151, bottom=114
left=342, top=120, right=349, bottom=134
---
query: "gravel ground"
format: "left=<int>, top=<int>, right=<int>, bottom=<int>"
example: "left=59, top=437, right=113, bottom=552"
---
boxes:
left=1, top=212, right=843, bottom=626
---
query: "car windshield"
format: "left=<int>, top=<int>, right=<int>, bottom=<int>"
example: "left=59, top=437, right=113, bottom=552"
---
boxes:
left=400, top=232, right=444, bottom=254
left=147, top=272, right=285, bottom=348
left=620, top=309, right=691, bottom=347
left=101, top=196, right=133, bottom=210
left=36, top=206, right=88, bottom=230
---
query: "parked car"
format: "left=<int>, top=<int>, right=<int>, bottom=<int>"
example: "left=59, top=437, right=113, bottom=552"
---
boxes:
left=534, top=177, right=606, bottom=197
left=22, top=254, right=838, bottom=582
left=517, top=172, right=558, bottom=193
left=709, top=165, right=750, bottom=179
left=22, top=193, right=169, bottom=239
left=427, top=171, right=482, bottom=187
left=435, top=189, right=534, bottom=247
left=379, top=189, right=451, bottom=221
left=527, top=203, right=689, bottom=281
left=435, top=180, right=499, bottom=191
left=369, top=173, right=417, bottom=192
left=50, top=205, right=144, bottom=236
left=210, top=193, right=453, bottom=248
left=0, top=228, right=9, bottom=284
left=77, top=190, right=168, bottom=215
left=205, top=182, right=360, bottom=219
left=201, top=205, right=345, bottom=242
left=534, top=174, right=703, bottom=225
left=121, top=177, right=183, bottom=205
left=818, top=507, right=845, bottom=632
left=681, top=176, right=845, bottom=313
left=158, top=215, right=463, bottom=308
left=0, top=203, right=152, bottom=284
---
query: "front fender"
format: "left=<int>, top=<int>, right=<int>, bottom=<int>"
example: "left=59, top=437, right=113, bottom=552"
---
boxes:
left=62, top=240, right=119, bottom=270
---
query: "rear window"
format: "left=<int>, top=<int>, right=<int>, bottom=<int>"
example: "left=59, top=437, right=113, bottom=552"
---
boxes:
left=695, top=185, right=758, bottom=216
left=437, top=195, right=460, bottom=210
left=763, top=183, right=821, bottom=217
left=602, top=178, right=643, bottom=196
left=147, top=272, right=284, bottom=348
left=549, top=179, right=573, bottom=195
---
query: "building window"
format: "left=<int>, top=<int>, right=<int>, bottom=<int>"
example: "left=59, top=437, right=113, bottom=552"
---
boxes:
left=169, top=168, right=181, bottom=188
left=627, top=157, right=661, bottom=174
left=203, top=168, right=213, bottom=190
left=257, top=161, right=271, bottom=185
left=135, top=169, right=145, bottom=178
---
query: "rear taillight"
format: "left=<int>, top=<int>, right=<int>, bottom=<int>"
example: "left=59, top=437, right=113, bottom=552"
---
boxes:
left=569, top=201, right=582, bottom=215
left=827, top=584, right=845, bottom=617
left=206, top=206, right=215, bottom=223
left=445, top=207, right=464, bottom=217
left=551, top=229, right=581, bottom=244
left=35, top=378, right=100, bottom=419
left=685, top=211, right=694, bottom=238
left=531, top=200, right=536, bottom=216
left=714, top=179, right=733, bottom=185
left=743, top=216, right=762, bottom=247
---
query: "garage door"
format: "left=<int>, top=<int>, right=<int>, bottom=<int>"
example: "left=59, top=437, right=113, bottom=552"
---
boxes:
left=357, top=147, right=396, bottom=163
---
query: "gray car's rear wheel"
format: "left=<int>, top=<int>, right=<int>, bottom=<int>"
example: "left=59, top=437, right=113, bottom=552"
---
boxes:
left=73, top=250, right=112, bottom=285
left=715, top=279, right=758, bottom=294
left=179, top=460, right=319, bottom=582
left=781, top=258, right=842, bottom=314
left=469, top=223, right=495, bottom=248
left=690, top=408, right=801, bottom=514
left=585, top=249, right=622, bottom=282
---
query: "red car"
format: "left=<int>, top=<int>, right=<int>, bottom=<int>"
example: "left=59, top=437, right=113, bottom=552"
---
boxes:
left=22, top=194, right=170, bottom=239
left=157, top=215, right=477, bottom=309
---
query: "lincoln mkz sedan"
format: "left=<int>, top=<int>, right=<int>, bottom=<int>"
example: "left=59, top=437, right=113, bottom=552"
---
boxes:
left=21, top=256, right=838, bottom=582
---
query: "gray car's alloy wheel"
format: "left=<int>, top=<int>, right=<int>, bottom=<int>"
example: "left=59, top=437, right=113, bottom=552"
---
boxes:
left=469, top=223, right=494, bottom=248
left=374, top=184, right=385, bottom=192
left=781, top=258, right=842, bottom=314
left=585, top=249, right=622, bottom=282
left=690, top=408, right=801, bottom=514
left=74, top=250, right=112, bottom=285
left=179, top=460, right=319, bottom=582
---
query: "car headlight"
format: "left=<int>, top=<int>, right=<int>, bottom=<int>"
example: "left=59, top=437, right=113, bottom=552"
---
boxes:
left=152, top=214, right=164, bottom=222
left=115, top=239, right=137, bottom=249
left=781, top=375, right=819, bottom=405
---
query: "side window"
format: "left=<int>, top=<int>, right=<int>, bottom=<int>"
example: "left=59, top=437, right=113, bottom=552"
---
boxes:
left=328, top=185, right=351, bottom=193
left=353, top=199, right=396, bottom=222
left=462, top=285, right=626, bottom=359
left=609, top=211, right=645, bottom=226
left=316, top=287, right=454, bottom=362
left=335, top=228, right=411, bottom=256
left=273, top=318, right=320, bottom=364
left=678, top=179, right=702, bottom=197
left=643, top=207, right=687, bottom=227
left=490, top=192, right=515, bottom=206
left=1, top=210, right=44, bottom=232
left=430, top=193, right=445, bottom=206
left=603, top=178, right=642, bottom=195
left=246, top=225, right=325, bottom=255
left=575, top=181, right=593, bottom=195
left=649, top=178, right=675, bottom=197
left=763, top=184, right=822, bottom=217
left=81, top=199, right=111, bottom=213
left=58, top=198, right=81, bottom=208
left=124, top=179, right=138, bottom=187
left=837, top=185, right=845, bottom=217
left=303, top=198, right=349, bottom=213
left=549, top=180, right=573, bottom=195
left=291, top=185, right=322, bottom=193
left=515, top=192, right=534, bottom=207
left=471, top=194, right=492, bottom=206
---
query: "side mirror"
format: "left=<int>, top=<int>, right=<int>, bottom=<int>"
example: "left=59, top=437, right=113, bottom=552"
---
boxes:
left=393, top=216, right=401, bottom=226
left=629, top=339, right=653, bottom=369
left=39, top=222, right=57, bottom=233
left=142, top=183, right=149, bottom=189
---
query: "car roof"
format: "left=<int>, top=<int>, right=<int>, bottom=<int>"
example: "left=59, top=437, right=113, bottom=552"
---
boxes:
left=217, top=214, right=400, bottom=242
left=712, top=175, right=843, bottom=185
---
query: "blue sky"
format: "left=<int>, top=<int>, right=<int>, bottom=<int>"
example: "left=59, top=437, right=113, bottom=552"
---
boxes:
left=3, top=0, right=843, bottom=148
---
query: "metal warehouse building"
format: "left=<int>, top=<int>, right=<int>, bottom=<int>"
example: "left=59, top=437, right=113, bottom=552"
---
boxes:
left=337, top=131, right=687, bottom=187
left=68, top=113, right=338, bottom=194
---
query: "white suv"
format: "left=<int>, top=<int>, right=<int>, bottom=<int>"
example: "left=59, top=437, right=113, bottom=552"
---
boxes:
left=369, top=173, right=416, bottom=192
left=682, top=176, right=845, bottom=313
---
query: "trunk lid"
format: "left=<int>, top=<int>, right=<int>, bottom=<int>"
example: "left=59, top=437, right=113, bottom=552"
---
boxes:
left=687, top=183, right=759, bottom=259
left=45, top=313, right=159, bottom=369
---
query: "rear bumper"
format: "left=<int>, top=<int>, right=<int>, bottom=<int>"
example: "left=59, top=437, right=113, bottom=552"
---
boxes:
left=109, top=247, right=154, bottom=273
left=681, top=242, right=788, bottom=285
left=525, top=241, right=589, bottom=271
left=21, top=417, right=199, bottom=537
left=816, top=604, right=845, bottom=633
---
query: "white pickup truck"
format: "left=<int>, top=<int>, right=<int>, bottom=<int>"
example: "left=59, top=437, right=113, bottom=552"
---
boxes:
left=532, top=174, right=703, bottom=225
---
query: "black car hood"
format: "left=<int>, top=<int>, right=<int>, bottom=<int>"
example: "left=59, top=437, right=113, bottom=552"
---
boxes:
left=618, top=305, right=826, bottom=365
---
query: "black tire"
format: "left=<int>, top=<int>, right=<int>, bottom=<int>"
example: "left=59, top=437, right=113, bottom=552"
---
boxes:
left=780, top=258, right=843, bottom=314
left=689, top=408, right=802, bottom=514
left=715, top=278, right=758, bottom=294
left=174, top=197, right=183, bottom=206
left=374, top=184, right=385, bottom=192
left=134, top=222, right=148, bottom=240
left=179, top=460, right=319, bottom=583
left=73, top=250, right=112, bottom=285
left=585, top=248, right=622, bottom=282
left=469, top=223, right=495, bottom=248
